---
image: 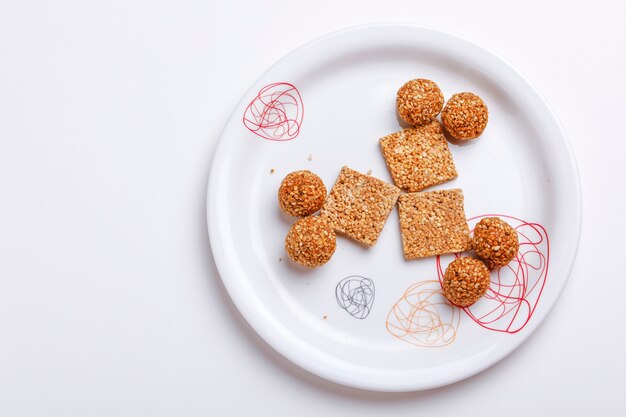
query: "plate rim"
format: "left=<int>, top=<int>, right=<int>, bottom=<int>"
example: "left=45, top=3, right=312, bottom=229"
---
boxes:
left=206, top=22, right=583, bottom=391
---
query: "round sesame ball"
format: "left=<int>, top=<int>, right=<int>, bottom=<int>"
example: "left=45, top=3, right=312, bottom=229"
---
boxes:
left=278, top=170, right=326, bottom=217
left=396, top=79, right=444, bottom=126
left=442, top=257, right=491, bottom=307
left=473, top=217, right=519, bottom=270
left=285, top=216, right=336, bottom=267
left=442, top=92, right=488, bottom=140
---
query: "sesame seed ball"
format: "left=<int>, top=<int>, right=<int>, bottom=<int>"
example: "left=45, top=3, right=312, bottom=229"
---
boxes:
left=442, top=92, right=488, bottom=140
left=442, top=257, right=491, bottom=307
left=278, top=170, right=327, bottom=217
left=473, top=217, right=519, bottom=270
left=396, top=79, right=444, bottom=126
left=285, top=216, right=336, bottom=267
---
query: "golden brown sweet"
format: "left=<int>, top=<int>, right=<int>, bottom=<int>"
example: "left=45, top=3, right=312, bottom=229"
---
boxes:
left=442, top=257, right=491, bottom=307
left=278, top=170, right=326, bottom=217
left=321, top=167, right=400, bottom=247
left=396, top=79, right=444, bottom=126
left=441, top=92, right=488, bottom=140
left=284, top=216, right=336, bottom=267
left=379, top=120, right=457, bottom=192
left=472, top=217, right=519, bottom=269
left=397, top=189, right=471, bottom=259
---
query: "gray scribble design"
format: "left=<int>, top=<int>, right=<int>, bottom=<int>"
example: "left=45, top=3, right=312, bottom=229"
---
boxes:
left=335, top=276, right=375, bottom=319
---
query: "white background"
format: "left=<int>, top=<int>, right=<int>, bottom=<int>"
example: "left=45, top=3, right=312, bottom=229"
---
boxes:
left=0, top=0, right=624, bottom=415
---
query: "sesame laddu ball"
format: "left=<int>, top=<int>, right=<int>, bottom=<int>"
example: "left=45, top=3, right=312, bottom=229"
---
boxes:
left=442, top=257, right=491, bottom=307
left=278, top=170, right=326, bottom=217
left=396, top=79, right=444, bottom=126
left=285, top=216, right=336, bottom=267
left=442, top=92, right=488, bottom=140
left=473, top=217, right=519, bottom=270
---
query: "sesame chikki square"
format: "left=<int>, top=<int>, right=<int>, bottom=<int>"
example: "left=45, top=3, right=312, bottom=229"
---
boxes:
left=379, top=120, right=457, bottom=192
left=321, top=166, right=401, bottom=247
left=398, top=189, right=471, bottom=259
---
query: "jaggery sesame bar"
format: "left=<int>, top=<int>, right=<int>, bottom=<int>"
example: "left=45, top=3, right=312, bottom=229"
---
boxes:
left=321, top=166, right=401, bottom=246
left=398, top=189, right=471, bottom=259
left=379, top=120, right=457, bottom=192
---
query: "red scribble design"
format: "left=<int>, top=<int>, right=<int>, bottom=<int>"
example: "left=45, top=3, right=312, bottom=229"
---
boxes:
left=242, top=82, right=303, bottom=141
left=436, top=214, right=550, bottom=334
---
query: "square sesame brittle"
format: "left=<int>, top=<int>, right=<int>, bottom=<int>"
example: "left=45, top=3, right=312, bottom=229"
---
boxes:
left=398, top=189, right=471, bottom=259
left=321, top=166, right=401, bottom=247
left=379, top=120, right=457, bottom=192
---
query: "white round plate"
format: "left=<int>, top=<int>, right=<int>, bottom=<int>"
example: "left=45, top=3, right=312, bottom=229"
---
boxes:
left=207, top=24, right=581, bottom=391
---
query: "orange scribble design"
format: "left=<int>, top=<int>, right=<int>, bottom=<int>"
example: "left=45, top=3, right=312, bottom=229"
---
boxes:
left=386, top=280, right=460, bottom=347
